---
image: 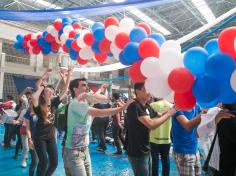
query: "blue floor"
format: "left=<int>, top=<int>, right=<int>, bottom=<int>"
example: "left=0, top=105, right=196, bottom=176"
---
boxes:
left=0, top=125, right=178, bottom=176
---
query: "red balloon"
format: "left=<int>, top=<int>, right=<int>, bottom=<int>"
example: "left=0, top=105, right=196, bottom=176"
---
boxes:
left=51, top=42, right=60, bottom=51
left=137, top=23, right=151, bottom=35
left=138, top=38, right=160, bottom=59
left=128, top=60, right=147, bottom=82
left=24, top=34, right=31, bottom=41
left=62, top=44, right=69, bottom=53
left=99, top=38, right=111, bottom=54
left=45, top=33, right=55, bottom=43
left=32, top=46, right=41, bottom=55
left=218, top=27, right=236, bottom=61
left=174, top=91, right=196, bottom=111
left=23, top=41, right=28, bottom=48
left=30, top=39, right=37, bottom=47
left=168, top=67, right=195, bottom=93
left=71, top=40, right=81, bottom=52
left=77, top=56, right=88, bottom=65
left=95, top=53, right=107, bottom=63
left=69, top=30, right=77, bottom=38
left=73, top=23, right=82, bottom=29
left=54, top=20, right=62, bottom=31
left=83, top=33, right=94, bottom=46
left=115, top=32, right=129, bottom=49
left=104, top=17, right=119, bottom=28
left=37, top=34, right=42, bottom=39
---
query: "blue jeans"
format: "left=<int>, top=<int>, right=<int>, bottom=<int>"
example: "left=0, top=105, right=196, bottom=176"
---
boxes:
left=63, top=147, right=92, bottom=176
left=128, top=153, right=152, bottom=176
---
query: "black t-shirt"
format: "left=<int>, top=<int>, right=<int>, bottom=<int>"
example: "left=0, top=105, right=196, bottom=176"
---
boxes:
left=125, top=99, right=157, bottom=157
left=33, top=96, right=61, bottom=140
left=93, top=103, right=111, bottom=124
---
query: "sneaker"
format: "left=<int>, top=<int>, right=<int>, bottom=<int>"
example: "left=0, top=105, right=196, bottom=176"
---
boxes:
left=21, top=160, right=27, bottom=168
left=112, top=151, right=122, bottom=156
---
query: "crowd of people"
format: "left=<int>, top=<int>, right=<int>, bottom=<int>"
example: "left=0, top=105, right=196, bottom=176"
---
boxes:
left=0, top=68, right=236, bottom=176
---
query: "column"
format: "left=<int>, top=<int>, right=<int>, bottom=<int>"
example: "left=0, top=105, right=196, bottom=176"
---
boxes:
left=0, top=51, right=5, bottom=100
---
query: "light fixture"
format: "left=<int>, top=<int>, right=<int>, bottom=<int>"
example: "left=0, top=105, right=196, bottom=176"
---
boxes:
left=191, top=0, right=215, bottom=23
left=113, top=0, right=126, bottom=3
left=127, top=7, right=171, bottom=35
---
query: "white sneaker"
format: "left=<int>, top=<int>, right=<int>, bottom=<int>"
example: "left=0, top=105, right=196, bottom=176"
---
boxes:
left=21, top=160, right=27, bottom=168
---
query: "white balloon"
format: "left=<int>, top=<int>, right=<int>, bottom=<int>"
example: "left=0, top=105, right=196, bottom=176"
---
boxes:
left=31, top=33, right=37, bottom=40
left=79, top=46, right=94, bottom=60
left=47, top=25, right=54, bottom=34
left=145, top=77, right=171, bottom=98
left=75, top=28, right=82, bottom=34
left=76, top=37, right=86, bottom=48
left=110, top=42, right=121, bottom=56
left=60, top=33, right=69, bottom=45
left=105, top=25, right=119, bottom=41
left=230, top=70, right=236, bottom=92
left=160, top=40, right=181, bottom=54
left=159, top=48, right=184, bottom=75
left=140, top=57, right=161, bottom=78
left=63, top=25, right=73, bottom=34
left=50, top=28, right=58, bottom=37
left=119, top=18, right=135, bottom=34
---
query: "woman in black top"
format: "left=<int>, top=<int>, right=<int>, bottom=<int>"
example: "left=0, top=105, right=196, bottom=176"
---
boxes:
left=32, top=68, right=72, bottom=176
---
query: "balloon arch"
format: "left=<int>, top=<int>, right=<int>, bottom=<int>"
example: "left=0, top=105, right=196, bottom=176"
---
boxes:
left=14, top=16, right=236, bottom=110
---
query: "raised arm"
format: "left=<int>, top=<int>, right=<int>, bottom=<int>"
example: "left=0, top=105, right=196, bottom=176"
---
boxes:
left=35, top=69, right=52, bottom=90
left=31, top=86, right=44, bottom=107
left=138, top=107, right=176, bottom=130
left=176, top=112, right=202, bottom=131
left=59, top=66, right=73, bottom=101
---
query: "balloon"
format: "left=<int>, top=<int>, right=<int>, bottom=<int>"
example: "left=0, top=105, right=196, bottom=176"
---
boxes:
left=51, top=42, right=60, bottom=51
left=140, top=57, right=160, bottom=78
left=46, top=25, right=54, bottom=34
left=62, top=44, right=69, bottom=53
left=63, top=25, right=73, bottom=34
left=77, top=56, right=88, bottom=65
left=76, top=36, right=87, bottom=48
left=110, top=42, right=122, bottom=59
left=93, top=28, right=105, bottom=41
left=105, top=25, right=119, bottom=41
left=183, top=47, right=208, bottom=76
left=66, top=39, right=73, bottom=49
left=83, top=33, right=94, bottom=46
left=95, top=53, right=107, bottom=63
left=115, top=32, right=129, bottom=49
left=45, top=33, right=55, bottom=43
left=160, top=40, right=181, bottom=53
left=62, top=17, right=72, bottom=24
left=99, top=38, right=111, bottom=54
left=79, top=46, right=94, bottom=60
left=69, top=30, right=77, bottom=38
left=145, top=76, right=171, bottom=98
left=149, top=33, right=165, bottom=46
left=60, top=33, right=69, bottom=45
left=104, top=17, right=119, bottom=28
left=218, top=27, right=236, bottom=61
left=159, top=48, right=183, bottom=75
left=137, top=23, right=151, bottom=35
left=198, top=99, right=219, bottom=109
left=30, top=39, right=37, bottom=47
left=91, top=41, right=101, bottom=54
left=230, top=70, right=236, bottom=92
left=71, top=40, right=81, bottom=52
left=174, top=91, right=196, bottom=111
left=54, top=18, right=62, bottom=31
left=16, top=34, right=24, bottom=42
left=72, top=23, right=81, bottom=29
left=119, top=18, right=135, bottom=34
left=14, top=42, right=21, bottom=50
left=69, top=49, right=78, bottom=60
left=128, top=60, right=147, bottom=82
left=123, top=42, right=141, bottom=65
left=92, top=22, right=104, bottom=33
left=193, top=75, right=220, bottom=103
left=138, top=38, right=160, bottom=59
left=204, top=38, right=219, bottom=55
left=129, top=27, right=147, bottom=43
left=42, top=47, right=50, bottom=55
left=119, top=51, right=132, bottom=66
left=219, top=80, right=236, bottom=104
left=168, top=67, right=195, bottom=93
left=205, top=52, right=235, bottom=82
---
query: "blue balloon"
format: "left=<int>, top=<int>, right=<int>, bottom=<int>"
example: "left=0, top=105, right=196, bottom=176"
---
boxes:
left=123, top=42, right=141, bottom=65
left=183, top=47, right=209, bottom=76
left=16, top=34, right=24, bottom=42
left=42, top=47, right=51, bottom=55
left=69, top=49, right=78, bottom=60
left=107, top=53, right=113, bottom=57
left=62, top=17, right=72, bottom=24
left=129, top=27, right=147, bottom=43
left=93, top=28, right=105, bottom=41
left=219, top=80, right=236, bottom=104
left=58, top=29, right=63, bottom=37
left=74, top=33, right=80, bottom=39
left=66, top=39, right=73, bottom=49
left=204, top=39, right=219, bottom=55
left=119, top=51, right=132, bottom=66
left=149, top=33, right=165, bottom=46
left=14, top=42, right=21, bottom=50
left=193, top=75, right=220, bottom=103
left=205, top=52, right=235, bottom=82
left=37, top=37, right=45, bottom=46
left=72, top=20, right=79, bottom=25
left=198, top=99, right=219, bottom=109
left=42, top=31, right=48, bottom=38
left=62, top=22, right=71, bottom=28
left=92, top=22, right=104, bottom=33
left=91, top=41, right=101, bottom=53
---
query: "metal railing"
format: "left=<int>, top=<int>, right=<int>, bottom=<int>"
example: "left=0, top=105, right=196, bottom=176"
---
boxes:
left=5, top=54, right=30, bottom=65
